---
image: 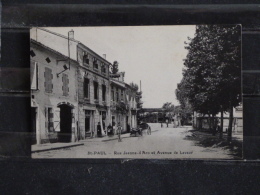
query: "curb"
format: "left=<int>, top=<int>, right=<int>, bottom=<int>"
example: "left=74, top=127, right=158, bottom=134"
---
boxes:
left=32, top=143, right=84, bottom=153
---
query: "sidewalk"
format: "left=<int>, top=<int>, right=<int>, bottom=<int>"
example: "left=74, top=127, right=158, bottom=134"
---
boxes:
left=32, top=142, right=84, bottom=153
left=80, top=133, right=132, bottom=143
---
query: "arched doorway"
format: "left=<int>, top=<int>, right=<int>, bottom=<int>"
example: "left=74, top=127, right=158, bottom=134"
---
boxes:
left=58, top=104, right=73, bottom=142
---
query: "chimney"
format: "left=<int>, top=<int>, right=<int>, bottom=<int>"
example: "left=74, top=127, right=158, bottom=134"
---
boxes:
left=68, top=29, right=74, bottom=39
left=103, top=54, right=106, bottom=59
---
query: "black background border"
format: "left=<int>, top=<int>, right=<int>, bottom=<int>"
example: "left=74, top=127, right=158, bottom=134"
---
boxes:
left=0, top=1, right=260, bottom=194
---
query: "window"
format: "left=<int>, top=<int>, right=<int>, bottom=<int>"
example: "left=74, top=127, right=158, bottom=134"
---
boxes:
left=84, top=78, right=89, bottom=98
left=94, top=81, right=99, bottom=100
left=116, top=88, right=119, bottom=102
left=62, top=74, right=69, bottom=96
left=93, top=58, right=98, bottom=69
left=102, top=85, right=106, bottom=101
left=45, top=107, right=53, bottom=132
left=102, top=63, right=106, bottom=73
left=44, top=67, right=53, bottom=93
left=121, top=90, right=124, bottom=101
left=31, top=61, right=38, bottom=90
left=111, top=87, right=114, bottom=101
left=83, top=53, right=89, bottom=65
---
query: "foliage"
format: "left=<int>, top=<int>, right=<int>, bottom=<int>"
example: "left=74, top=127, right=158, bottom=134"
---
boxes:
left=111, top=61, right=119, bottom=74
left=116, top=101, right=128, bottom=113
left=162, top=102, right=174, bottom=112
left=176, top=25, right=241, bottom=137
left=129, top=82, right=139, bottom=91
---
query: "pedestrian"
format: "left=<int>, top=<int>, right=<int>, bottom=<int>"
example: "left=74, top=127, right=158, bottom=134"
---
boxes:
left=127, top=123, right=130, bottom=133
left=107, top=123, right=113, bottom=136
left=117, top=122, right=122, bottom=142
left=102, top=121, right=106, bottom=135
left=112, top=121, right=116, bottom=135
left=161, top=122, right=163, bottom=128
left=147, top=124, right=151, bottom=135
left=97, top=122, right=102, bottom=137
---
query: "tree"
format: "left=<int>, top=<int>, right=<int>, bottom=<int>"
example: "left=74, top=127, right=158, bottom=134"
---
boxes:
left=111, top=61, right=119, bottom=74
left=129, top=82, right=139, bottom=91
left=176, top=25, right=241, bottom=140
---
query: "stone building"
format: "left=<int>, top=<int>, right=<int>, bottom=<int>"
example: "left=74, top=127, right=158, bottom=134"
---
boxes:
left=77, top=43, right=111, bottom=138
left=125, top=83, right=138, bottom=129
left=30, top=40, right=79, bottom=144
left=30, top=27, right=142, bottom=144
left=110, top=79, right=127, bottom=133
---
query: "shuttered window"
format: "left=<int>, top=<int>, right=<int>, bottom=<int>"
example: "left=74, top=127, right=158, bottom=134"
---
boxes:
left=102, top=85, right=106, bottom=101
left=84, top=78, right=89, bottom=98
left=44, top=67, right=53, bottom=93
left=111, top=87, right=114, bottom=101
left=62, top=74, right=69, bottom=96
left=94, top=81, right=99, bottom=100
left=30, top=61, right=38, bottom=90
left=45, top=107, right=54, bottom=132
left=83, top=54, right=89, bottom=65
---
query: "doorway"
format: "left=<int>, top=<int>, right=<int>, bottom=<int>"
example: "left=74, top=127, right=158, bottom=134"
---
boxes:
left=59, top=104, right=72, bottom=142
left=31, top=107, right=37, bottom=145
left=85, top=110, right=91, bottom=138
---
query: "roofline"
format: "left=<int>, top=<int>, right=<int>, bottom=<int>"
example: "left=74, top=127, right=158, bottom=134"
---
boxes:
left=110, top=79, right=126, bottom=88
left=30, top=39, right=78, bottom=65
left=78, top=43, right=112, bottom=65
left=36, top=28, right=112, bottom=66
left=36, top=27, right=80, bottom=43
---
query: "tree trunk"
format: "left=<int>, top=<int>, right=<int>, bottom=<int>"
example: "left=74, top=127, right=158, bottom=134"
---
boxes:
left=219, top=109, right=223, bottom=139
left=208, top=114, right=212, bottom=133
left=227, top=103, right=233, bottom=142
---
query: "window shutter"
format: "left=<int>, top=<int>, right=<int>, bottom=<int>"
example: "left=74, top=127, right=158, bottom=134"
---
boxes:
left=45, top=107, right=48, bottom=131
left=53, top=107, right=60, bottom=132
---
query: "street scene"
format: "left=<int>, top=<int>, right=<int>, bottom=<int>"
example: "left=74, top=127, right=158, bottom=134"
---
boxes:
left=32, top=123, right=242, bottom=159
left=30, top=25, right=242, bottom=159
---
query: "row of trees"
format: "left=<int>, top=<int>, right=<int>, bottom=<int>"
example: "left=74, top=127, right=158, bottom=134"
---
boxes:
left=176, top=25, right=241, bottom=140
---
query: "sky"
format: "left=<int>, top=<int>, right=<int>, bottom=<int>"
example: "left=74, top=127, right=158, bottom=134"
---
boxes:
left=45, top=26, right=196, bottom=108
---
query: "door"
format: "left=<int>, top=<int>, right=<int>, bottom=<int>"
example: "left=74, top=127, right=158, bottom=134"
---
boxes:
left=59, top=104, right=72, bottom=142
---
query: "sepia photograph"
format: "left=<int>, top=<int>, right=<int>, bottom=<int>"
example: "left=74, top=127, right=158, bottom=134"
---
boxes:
left=30, top=25, right=242, bottom=159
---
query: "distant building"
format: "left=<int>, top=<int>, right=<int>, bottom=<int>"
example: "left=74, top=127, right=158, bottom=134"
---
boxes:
left=193, top=104, right=243, bottom=133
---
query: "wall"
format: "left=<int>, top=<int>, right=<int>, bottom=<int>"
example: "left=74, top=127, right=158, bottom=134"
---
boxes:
left=31, top=28, right=78, bottom=62
left=31, top=41, right=79, bottom=144
left=77, top=45, right=111, bottom=138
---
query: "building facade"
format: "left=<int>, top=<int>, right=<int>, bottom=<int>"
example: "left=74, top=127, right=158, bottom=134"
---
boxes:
left=77, top=43, right=111, bottom=138
left=30, top=27, right=142, bottom=144
left=31, top=40, right=79, bottom=144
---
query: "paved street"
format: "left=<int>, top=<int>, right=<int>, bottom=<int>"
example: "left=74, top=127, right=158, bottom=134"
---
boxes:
left=32, top=123, right=234, bottom=159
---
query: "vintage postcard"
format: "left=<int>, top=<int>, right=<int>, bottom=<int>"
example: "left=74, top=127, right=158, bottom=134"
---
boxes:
left=30, top=25, right=242, bottom=159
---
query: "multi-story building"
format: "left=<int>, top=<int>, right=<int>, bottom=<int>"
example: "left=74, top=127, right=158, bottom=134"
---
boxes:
left=30, top=27, right=142, bottom=144
left=30, top=40, right=79, bottom=144
left=77, top=43, right=111, bottom=138
left=110, top=78, right=128, bottom=133
left=125, top=83, right=138, bottom=129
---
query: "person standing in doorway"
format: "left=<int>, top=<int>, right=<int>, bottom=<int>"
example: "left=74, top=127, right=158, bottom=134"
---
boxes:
left=117, top=122, right=122, bottom=142
left=102, top=121, right=106, bottom=135
left=107, top=123, right=113, bottom=136
left=97, top=122, right=102, bottom=137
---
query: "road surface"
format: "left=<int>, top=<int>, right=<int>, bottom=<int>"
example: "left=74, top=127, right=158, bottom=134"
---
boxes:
left=32, top=123, right=233, bottom=159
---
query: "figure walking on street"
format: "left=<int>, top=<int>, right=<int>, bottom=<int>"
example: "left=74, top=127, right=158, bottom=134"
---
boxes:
left=97, top=122, right=102, bottom=137
left=117, top=122, right=122, bottom=142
